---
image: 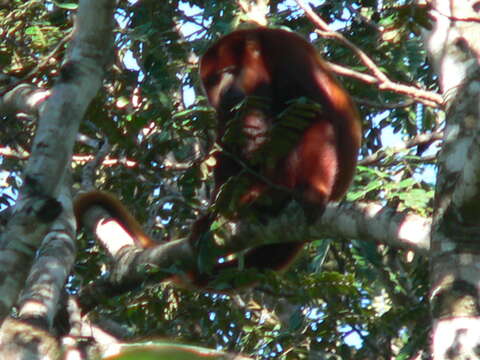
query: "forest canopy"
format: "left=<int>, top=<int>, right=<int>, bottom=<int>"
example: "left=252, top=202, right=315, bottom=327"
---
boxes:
left=1, top=1, right=480, bottom=359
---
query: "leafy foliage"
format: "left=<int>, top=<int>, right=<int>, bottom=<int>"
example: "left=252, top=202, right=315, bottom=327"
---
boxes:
left=0, top=0, right=437, bottom=359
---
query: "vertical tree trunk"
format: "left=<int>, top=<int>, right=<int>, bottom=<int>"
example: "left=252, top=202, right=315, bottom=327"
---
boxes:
left=424, top=0, right=480, bottom=358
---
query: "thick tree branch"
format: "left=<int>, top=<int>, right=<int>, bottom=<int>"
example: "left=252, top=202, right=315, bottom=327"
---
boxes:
left=0, top=0, right=115, bottom=321
left=0, top=83, right=50, bottom=119
left=17, top=185, right=76, bottom=330
left=319, top=202, right=430, bottom=255
left=77, top=200, right=430, bottom=311
left=424, top=0, right=480, bottom=357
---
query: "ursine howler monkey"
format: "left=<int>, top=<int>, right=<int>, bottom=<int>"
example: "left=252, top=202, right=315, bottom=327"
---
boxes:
left=74, top=27, right=362, bottom=289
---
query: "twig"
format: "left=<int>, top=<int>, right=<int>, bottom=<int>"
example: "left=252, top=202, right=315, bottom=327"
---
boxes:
left=295, top=0, right=444, bottom=108
left=359, top=131, right=443, bottom=166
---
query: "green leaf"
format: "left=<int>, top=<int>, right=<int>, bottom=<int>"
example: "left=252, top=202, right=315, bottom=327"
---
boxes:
left=53, top=1, right=78, bottom=10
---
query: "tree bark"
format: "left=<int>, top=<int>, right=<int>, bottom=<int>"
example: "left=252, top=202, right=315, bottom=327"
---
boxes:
left=423, top=1, right=480, bottom=358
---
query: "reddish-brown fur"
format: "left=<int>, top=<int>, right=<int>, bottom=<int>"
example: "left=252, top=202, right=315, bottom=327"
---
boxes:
left=74, top=27, right=361, bottom=289
left=188, top=27, right=361, bottom=285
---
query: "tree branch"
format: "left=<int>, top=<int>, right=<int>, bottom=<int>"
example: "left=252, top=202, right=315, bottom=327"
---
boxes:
left=295, top=0, right=444, bottom=108
left=0, top=0, right=115, bottom=322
